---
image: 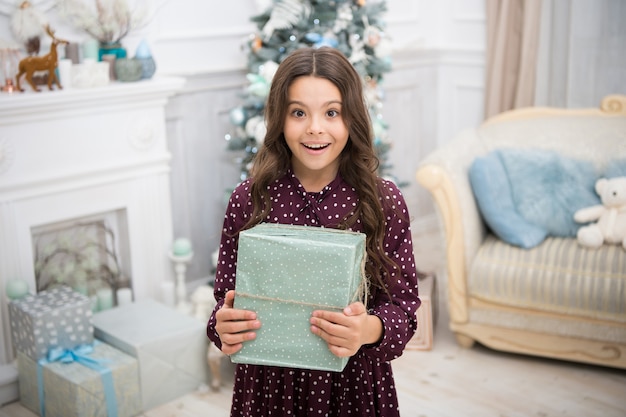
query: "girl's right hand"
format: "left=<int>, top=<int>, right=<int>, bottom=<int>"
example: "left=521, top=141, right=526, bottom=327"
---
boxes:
left=215, top=290, right=261, bottom=355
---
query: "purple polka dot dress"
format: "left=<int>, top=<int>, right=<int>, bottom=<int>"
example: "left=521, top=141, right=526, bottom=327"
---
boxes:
left=207, top=170, right=421, bottom=416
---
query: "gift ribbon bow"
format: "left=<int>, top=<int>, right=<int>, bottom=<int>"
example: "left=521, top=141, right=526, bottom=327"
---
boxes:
left=37, top=343, right=118, bottom=417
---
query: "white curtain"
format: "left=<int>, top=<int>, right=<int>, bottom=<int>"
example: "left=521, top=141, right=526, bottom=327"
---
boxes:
left=534, top=0, right=626, bottom=108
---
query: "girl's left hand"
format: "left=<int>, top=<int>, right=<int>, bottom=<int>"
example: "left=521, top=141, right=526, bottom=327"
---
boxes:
left=310, top=302, right=383, bottom=357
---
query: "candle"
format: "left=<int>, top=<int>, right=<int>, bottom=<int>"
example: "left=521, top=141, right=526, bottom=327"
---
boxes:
left=64, top=43, right=80, bottom=64
left=101, top=54, right=117, bottom=80
left=90, top=295, right=99, bottom=313
left=116, top=288, right=133, bottom=306
left=97, top=288, right=114, bottom=311
left=82, top=39, right=99, bottom=61
left=74, top=283, right=88, bottom=296
left=161, top=281, right=175, bottom=307
left=58, top=59, right=73, bottom=89
left=5, top=279, right=29, bottom=300
left=172, top=238, right=193, bottom=256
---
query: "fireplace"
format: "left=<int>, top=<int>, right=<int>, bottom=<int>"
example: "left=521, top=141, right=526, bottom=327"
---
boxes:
left=0, top=77, right=185, bottom=369
left=31, top=209, right=132, bottom=301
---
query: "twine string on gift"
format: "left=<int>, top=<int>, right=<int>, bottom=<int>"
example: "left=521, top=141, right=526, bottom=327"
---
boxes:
left=235, top=261, right=369, bottom=311
left=36, top=343, right=118, bottom=417
left=235, top=291, right=345, bottom=310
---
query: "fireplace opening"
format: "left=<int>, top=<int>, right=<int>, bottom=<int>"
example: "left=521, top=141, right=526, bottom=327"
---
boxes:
left=31, top=210, right=132, bottom=307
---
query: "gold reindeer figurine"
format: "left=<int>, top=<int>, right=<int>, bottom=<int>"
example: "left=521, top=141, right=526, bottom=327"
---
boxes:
left=15, top=25, right=68, bottom=92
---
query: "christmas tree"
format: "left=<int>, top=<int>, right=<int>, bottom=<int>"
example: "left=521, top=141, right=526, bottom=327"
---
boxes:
left=225, top=0, right=398, bottom=186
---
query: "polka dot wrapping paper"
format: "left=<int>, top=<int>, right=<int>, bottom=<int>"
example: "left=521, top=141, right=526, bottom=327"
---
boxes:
left=231, top=223, right=367, bottom=372
left=8, top=285, right=94, bottom=361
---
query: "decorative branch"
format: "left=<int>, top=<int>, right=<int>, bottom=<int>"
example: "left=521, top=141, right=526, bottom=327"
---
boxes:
left=56, top=0, right=150, bottom=44
left=33, top=219, right=129, bottom=296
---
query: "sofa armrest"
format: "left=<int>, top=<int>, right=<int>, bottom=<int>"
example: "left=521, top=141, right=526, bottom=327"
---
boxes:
left=416, top=128, right=488, bottom=324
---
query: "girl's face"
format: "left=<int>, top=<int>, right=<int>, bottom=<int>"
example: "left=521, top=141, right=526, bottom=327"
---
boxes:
left=283, top=76, right=349, bottom=191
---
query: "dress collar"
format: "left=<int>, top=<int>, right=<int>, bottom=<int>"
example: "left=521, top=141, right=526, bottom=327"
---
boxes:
left=287, top=168, right=343, bottom=198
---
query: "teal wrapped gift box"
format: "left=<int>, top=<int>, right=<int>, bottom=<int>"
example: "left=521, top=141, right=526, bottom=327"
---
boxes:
left=231, top=224, right=367, bottom=372
left=17, top=340, right=141, bottom=417
left=92, top=299, right=210, bottom=411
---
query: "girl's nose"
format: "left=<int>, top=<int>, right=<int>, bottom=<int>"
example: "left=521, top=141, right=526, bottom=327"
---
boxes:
left=306, top=116, right=323, bottom=134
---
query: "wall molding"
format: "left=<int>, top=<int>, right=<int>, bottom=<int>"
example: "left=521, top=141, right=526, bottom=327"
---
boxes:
left=155, top=25, right=254, bottom=43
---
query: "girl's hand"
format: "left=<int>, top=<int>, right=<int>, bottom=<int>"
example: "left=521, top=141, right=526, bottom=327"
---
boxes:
left=310, top=302, right=383, bottom=358
left=215, top=290, right=261, bottom=355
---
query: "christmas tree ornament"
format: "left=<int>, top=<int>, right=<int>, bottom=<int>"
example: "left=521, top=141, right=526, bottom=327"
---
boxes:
left=229, top=107, right=248, bottom=127
left=260, top=0, right=312, bottom=40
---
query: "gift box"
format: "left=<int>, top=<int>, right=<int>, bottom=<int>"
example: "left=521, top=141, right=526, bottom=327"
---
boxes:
left=17, top=340, right=141, bottom=417
left=9, top=285, right=94, bottom=361
left=406, top=273, right=438, bottom=351
left=91, top=299, right=209, bottom=411
left=231, top=223, right=366, bottom=372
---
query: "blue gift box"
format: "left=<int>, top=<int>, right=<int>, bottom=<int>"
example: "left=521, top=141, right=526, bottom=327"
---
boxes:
left=9, top=285, right=94, bottom=361
left=17, top=340, right=141, bottom=417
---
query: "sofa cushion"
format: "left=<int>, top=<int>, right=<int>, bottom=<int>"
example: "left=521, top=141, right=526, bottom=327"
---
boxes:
left=469, top=152, right=548, bottom=248
left=469, top=235, right=626, bottom=327
left=605, top=158, right=626, bottom=178
left=469, top=149, right=601, bottom=248
left=496, top=149, right=600, bottom=235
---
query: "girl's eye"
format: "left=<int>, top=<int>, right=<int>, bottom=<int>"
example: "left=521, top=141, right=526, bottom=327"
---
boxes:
left=291, top=109, right=305, bottom=117
left=327, top=109, right=339, bottom=118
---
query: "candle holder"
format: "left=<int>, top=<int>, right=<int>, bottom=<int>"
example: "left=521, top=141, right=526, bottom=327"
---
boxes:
left=1, top=79, right=17, bottom=93
left=168, top=251, right=193, bottom=314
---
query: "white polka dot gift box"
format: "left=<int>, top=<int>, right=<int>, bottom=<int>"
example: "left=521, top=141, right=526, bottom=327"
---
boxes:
left=231, top=223, right=367, bottom=372
left=8, top=285, right=94, bottom=361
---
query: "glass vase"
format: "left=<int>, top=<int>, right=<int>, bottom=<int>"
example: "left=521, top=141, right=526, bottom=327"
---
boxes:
left=98, top=42, right=127, bottom=61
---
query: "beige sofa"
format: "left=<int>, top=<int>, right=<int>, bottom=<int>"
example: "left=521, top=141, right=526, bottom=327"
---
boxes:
left=416, top=95, right=626, bottom=369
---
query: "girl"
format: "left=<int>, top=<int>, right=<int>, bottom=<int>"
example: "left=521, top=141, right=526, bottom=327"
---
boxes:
left=207, top=47, right=420, bottom=416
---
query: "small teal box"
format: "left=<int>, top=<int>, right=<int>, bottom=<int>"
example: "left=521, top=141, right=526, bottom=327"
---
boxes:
left=231, top=224, right=366, bottom=372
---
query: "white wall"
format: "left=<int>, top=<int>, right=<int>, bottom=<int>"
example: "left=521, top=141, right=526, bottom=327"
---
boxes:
left=0, top=0, right=486, bottom=282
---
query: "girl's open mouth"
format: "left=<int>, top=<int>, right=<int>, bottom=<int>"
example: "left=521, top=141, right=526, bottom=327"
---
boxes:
left=303, top=143, right=330, bottom=150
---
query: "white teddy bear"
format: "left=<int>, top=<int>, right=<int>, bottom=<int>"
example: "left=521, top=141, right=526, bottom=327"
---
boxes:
left=574, top=176, right=626, bottom=250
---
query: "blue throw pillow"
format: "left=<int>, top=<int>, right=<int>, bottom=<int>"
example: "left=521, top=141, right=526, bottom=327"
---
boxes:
left=604, top=158, right=626, bottom=178
left=469, top=153, right=548, bottom=248
left=495, top=149, right=600, bottom=237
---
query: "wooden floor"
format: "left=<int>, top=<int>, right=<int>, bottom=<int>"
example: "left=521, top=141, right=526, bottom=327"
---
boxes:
left=2, top=227, right=626, bottom=417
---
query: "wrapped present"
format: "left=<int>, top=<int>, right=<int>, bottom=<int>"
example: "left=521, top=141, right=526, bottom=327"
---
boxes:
left=9, top=285, right=94, bottom=361
left=17, top=340, right=141, bottom=417
left=92, top=299, right=209, bottom=411
left=406, top=273, right=438, bottom=351
left=231, top=223, right=367, bottom=372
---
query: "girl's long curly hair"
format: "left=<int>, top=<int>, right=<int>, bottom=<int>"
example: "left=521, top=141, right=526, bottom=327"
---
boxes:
left=244, top=47, right=397, bottom=293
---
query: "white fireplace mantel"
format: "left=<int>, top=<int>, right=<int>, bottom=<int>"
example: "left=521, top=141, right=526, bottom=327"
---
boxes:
left=0, top=76, right=185, bottom=366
